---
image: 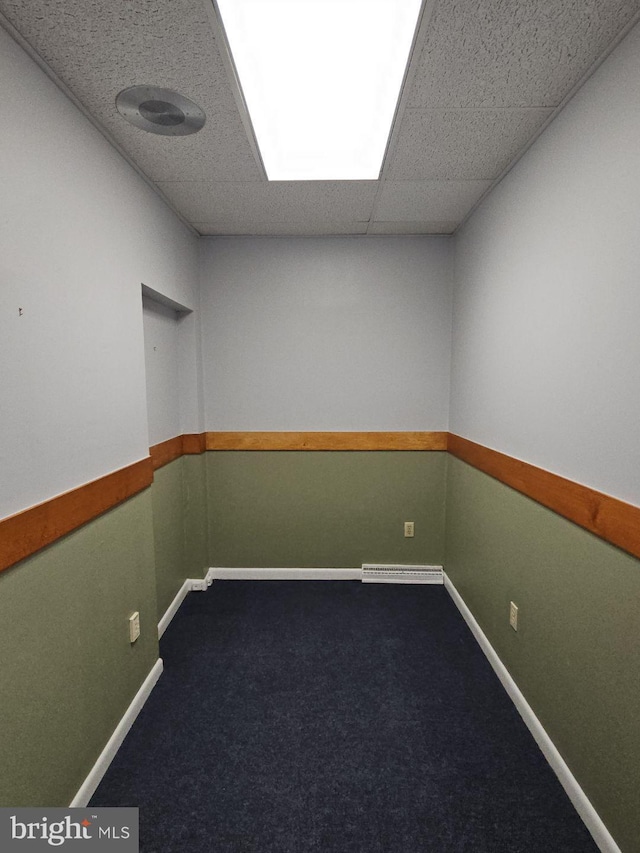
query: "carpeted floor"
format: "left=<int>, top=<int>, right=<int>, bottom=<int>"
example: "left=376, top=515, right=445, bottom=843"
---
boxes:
left=91, top=581, right=599, bottom=852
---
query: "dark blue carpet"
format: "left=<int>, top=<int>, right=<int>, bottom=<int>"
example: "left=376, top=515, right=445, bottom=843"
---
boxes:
left=91, top=581, right=598, bottom=852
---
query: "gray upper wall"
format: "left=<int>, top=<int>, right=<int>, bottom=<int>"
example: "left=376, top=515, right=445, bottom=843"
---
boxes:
left=197, top=236, right=454, bottom=431
left=0, top=25, right=199, bottom=521
left=451, top=21, right=640, bottom=507
left=142, top=298, right=182, bottom=447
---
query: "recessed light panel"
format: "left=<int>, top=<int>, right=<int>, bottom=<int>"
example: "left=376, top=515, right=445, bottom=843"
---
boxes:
left=215, top=0, right=422, bottom=180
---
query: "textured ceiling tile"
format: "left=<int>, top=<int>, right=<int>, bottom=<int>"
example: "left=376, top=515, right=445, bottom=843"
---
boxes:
left=369, top=222, right=458, bottom=235
left=95, top=110, right=260, bottom=182
left=376, top=180, right=492, bottom=221
left=388, top=108, right=553, bottom=180
left=155, top=181, right=379, bottom=224
left=0, top=0, right=234, bottom=106
left=408, top=0, right=640, bottom=108
left=3, top=0, right=638, bottom=233
left=194, top=222, right=369, bottom=236
left=0, top=0, right=262, bottom=181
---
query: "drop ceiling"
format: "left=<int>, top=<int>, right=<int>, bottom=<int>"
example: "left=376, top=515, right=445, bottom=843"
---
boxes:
left=1, top=0, right=639, bottom=236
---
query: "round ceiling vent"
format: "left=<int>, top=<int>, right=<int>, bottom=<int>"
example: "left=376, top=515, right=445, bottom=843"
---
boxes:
left=116, top=86, right=206, bottom=136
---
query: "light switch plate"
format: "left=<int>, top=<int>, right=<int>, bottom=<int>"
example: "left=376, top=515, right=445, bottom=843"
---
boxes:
left=129, top=611, right=140, bottom=643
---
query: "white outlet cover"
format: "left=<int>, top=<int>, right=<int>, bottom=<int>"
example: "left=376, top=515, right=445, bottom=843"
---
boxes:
left=129, top=611, right=141, bottom=643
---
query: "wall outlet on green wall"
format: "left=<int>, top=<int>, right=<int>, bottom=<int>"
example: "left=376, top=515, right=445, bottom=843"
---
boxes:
left=129, top=611, right=141, bottom=643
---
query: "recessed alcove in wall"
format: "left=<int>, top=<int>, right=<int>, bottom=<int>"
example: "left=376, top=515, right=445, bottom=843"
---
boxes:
left=141, top=286, right=191, bottom=448
left=141, top=286, right=208, bottom=622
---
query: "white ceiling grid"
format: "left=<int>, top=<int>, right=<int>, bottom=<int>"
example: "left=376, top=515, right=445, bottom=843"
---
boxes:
left=1, top=0, right=639, bottom=235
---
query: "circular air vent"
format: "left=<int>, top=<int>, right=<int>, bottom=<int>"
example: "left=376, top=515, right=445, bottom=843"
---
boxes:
left=116, top=86, right=206, bottom=136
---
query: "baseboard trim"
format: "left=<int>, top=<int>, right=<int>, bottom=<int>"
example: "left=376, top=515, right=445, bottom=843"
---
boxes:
left=158, top=577, right=212, bottom=638
left=208, top=567, right=361, bottom=581
left=158, top=580, right=192, bottom=639
left=443, top=574, right=621, bottom=853
left=69, top=658, right=163, bottom=808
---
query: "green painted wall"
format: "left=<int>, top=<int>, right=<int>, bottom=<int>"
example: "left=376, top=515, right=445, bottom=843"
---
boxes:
left=152, top=460, right=187, bottom=623
left=207, top=451, right=446, bottom=567
left=182, top=455, right=209, bottom=583
left=0, top=490, right=158, bottom=807
left=152, top=455, right=209, bottom=622
left=445, top=456, right=640, bottom=853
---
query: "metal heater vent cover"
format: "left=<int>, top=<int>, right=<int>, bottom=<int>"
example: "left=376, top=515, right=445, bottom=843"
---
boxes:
left=116, top=86, right=206, bottom=136
left=361, top=564, right=444, bottom=585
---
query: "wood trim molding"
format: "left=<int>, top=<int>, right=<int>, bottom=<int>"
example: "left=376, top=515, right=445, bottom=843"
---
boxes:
left=0, top=458, right=154, bottom=574
left=150, top=433, right=207, bottom=470
left=150, top=436, right=183, bottom=470
left=182, top=432, right=207, bottom=455
left=206, top=431, right=448, bottom=451
left=448, top=434, right=640, bottom=562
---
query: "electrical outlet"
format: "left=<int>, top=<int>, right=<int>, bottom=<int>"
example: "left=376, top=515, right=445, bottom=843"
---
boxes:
left=129, top=611, right=140, bottom=643
left=404, top=521, right=415, bottom=538
left=509, top=601, right=518, bottom=631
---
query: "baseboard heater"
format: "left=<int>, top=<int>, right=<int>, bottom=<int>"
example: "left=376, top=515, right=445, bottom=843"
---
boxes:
left=361, top=564, right=444, bottom=584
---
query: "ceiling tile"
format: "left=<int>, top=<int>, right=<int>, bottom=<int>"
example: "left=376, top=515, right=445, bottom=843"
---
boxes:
left=2, top=0, right=638, bottom=234
left=195, top=222, right=369, bottom=236
left=407, top=0, right=640, bottom=109
left=376, top=180, right=492, bottom=222
left=95, top=112, right=261, bottom=182
left=369, top=222, right=457, bottom=235
left=388, top=108, right=553, bottom=180
left=155, top=181, right=379, bottom=225
left=0, top=0, right=262, bottom=181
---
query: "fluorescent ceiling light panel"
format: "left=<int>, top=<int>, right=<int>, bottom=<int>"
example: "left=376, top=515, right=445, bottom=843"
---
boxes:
left=216, top=0, right=422, bottom=180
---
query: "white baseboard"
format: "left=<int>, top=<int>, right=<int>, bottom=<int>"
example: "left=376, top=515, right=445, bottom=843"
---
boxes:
left=158, top=577, right=212, bottom=638
left=70, top=658, right=163, bottom=808
left=158, top=580, right=191, bottom=639
left=444, top=574, right=621, bottom=853
left=208, top=567, right=361, bottom=581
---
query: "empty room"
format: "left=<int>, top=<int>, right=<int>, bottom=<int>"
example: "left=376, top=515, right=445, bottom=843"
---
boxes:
left=1, top=1, right=639, bottom=851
